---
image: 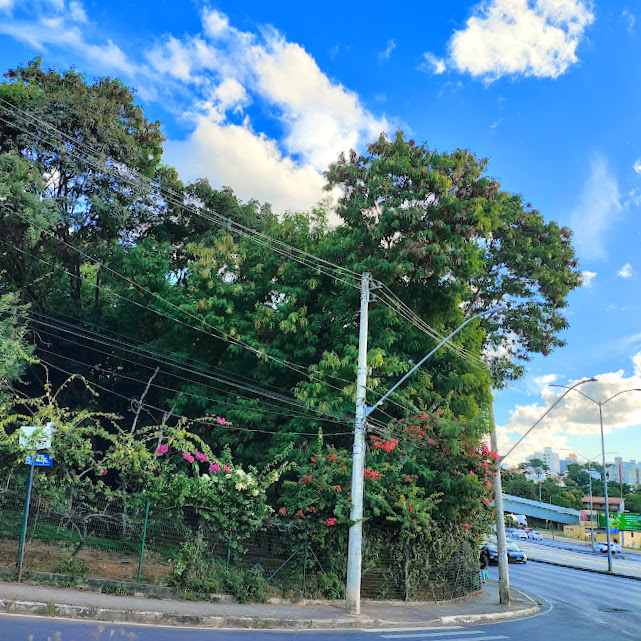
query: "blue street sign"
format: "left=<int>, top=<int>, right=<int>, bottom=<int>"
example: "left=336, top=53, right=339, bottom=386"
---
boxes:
left=25, top=453, right=53, bottom=467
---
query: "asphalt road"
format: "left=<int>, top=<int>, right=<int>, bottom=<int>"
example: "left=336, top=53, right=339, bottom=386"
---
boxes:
left=2, top=563, right=641, bottom=640
left=525, top=537, right=641, bottom=564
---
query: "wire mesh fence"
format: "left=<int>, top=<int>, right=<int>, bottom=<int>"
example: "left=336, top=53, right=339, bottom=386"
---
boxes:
left=0, top=485, right=481, bottom=601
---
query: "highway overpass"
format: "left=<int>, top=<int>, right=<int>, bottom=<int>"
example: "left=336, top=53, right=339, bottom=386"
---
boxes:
left=502, top=493, right=581, bottom=526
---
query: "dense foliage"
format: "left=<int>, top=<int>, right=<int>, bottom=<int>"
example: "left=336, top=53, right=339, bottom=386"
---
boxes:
left=0, top=59, right=583, bottom=597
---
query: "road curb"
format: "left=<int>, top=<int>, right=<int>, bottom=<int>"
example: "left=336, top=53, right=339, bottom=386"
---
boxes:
left=529, top=557, right=641, bottom=581
left=0, top=594, right=541, bottom=630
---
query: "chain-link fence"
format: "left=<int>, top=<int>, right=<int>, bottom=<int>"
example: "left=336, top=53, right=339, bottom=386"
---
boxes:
left=0, top=485, right=480, bottom=601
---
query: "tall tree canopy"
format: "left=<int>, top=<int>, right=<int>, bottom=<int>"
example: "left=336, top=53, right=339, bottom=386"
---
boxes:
left=0, top=62, right=581, bottom=468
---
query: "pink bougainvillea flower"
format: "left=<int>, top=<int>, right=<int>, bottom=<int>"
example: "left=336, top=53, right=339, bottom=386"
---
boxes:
left=187, top=455, right=195, bottom=463
left=483, top=461, right=489, bottom=468
left=469, top=471, right=476, bottom=476
left=156, top=444, right=169, bottom=455
left=427, top=438, right=435, bottom=445
left=326, top=518, right=337, bottom=526
left=195, top=452, right=208, bottom=463
left=278, top=507, right=287, bottom=516
left=182, top=451, right=191, bottom=460
left=101, top=468, right=108, bottom=476
left=210, top=464, right=221, bottom=472
left=217, top=416, right=226, bottom=425
left=224, top=465, right=231, bottom=473
left=486, top=481, right=493, bottom=487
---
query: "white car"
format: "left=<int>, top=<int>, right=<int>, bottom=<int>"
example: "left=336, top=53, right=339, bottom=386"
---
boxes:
left=528, top=530, right=543, bottom=540
left=595, top=542, right=622, bottom=554
left=513, top=530, right=528, bottom=540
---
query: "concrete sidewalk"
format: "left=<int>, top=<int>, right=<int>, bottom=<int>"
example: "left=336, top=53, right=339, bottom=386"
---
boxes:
left=0, top=579, right=539, bottom=630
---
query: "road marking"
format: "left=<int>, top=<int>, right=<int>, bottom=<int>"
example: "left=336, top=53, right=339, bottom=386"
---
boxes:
left=380, top=630, right=509, bottom=641
left=365, top=627, right=463, bottom=633
left=380, top=631, right=507, bottom=639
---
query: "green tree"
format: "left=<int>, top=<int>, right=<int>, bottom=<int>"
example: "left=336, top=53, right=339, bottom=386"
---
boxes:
left=324, top=132, right=581, bottom=387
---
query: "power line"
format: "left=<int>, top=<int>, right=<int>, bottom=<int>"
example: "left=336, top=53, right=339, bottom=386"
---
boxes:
left=28, top=313, right=375, bottom=428
left=35, top=355, right=355, bottom=437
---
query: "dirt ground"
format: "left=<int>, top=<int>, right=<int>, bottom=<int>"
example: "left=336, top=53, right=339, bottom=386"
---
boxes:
left=0, top=539, right=172, bottom=583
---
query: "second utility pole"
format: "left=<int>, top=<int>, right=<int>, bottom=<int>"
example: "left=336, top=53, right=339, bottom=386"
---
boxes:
left=345, top=272, right=370, bottom=615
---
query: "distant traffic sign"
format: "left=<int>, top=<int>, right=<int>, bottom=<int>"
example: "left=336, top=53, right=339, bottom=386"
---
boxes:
left=25, top=453, right=53, bottom=467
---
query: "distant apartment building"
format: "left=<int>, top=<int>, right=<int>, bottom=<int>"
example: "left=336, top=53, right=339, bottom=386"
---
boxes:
left=606, top=459, right=641, bottom=489
left=528, top=447, right=560, bottom=475
left=560, top=452, right=578, bottom=474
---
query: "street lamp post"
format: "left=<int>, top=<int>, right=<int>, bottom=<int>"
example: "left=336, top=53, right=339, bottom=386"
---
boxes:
left=560, top=448, right=613, bottom=552
left=344, top=306, right=504, bottom=614
left=550, top=385, right=641, bottom=572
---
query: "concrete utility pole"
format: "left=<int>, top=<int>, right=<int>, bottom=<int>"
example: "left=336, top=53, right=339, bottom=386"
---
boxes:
left=345, top=301, right=504, bottom=615
left=490, top=409, right=510, bottom=605
left=345, top=272, right=370, bottom=615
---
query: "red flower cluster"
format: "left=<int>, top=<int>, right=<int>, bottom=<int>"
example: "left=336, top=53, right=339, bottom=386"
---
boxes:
left=364, top=468, right=382, bottom=480
left=328, top=455, right=337, bottom=462
left=370, top=436, right=399, bottom=452
left=278, top=507, right=287, bottom=516
left=326, top=518, right=337, bottom=526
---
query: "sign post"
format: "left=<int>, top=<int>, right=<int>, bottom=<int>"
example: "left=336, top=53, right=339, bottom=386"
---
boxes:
left=16, top=423, right=54, bottom=582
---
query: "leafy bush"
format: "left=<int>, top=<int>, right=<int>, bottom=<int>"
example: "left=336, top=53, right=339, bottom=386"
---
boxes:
left=53, top=557, right=91, bottom=578
left=223, top=567, right=270, bottom=603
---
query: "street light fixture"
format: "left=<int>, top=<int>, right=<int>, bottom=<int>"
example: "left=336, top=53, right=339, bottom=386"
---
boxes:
left=549, top=384, right=641, bottom=572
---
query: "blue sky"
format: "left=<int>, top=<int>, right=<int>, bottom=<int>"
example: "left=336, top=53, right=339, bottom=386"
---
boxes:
left=1, top=0, right=640, bottom=466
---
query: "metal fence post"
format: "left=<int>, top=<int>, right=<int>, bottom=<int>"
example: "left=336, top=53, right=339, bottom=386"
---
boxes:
left=17, top=456, right=36, bottom=582
left=136, top=499, right=150, bottom=583
left=226, top=531, right=233, bottom=570
left=301, top=540, right=309, bottom=598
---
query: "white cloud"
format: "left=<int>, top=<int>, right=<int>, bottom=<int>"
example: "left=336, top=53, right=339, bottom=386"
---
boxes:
left=581, top=270, right=596, bottom=287
left=0, top=4, right=137, bottom=78
left=435, top=0, right=594, bottom=80
left=379, top=39, right=396, bottom=61
left=569, top=154, right=622, bottom=260
left=618, top=263, right=633, bottom=279
left=0, top=0, right=16, bottom=11
left=633, top=158, right=641, bottom=174
left=633, top=351, right=641, bottom=377
left=164, top=116, right=328, bottom=216
left=1, top=5, right=389, bottom=216
left=419, top=52, right=447, bottom=74
left=144, top=9, right=389, bottom=211
left=621, top=10, right=636, bottom=32
left=498, top=372, right=641, bottom=462
left=68, top=1, right=87, bottom=23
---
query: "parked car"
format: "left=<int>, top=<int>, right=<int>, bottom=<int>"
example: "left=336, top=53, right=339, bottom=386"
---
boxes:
left=507, top=541, right=527, bottom=563
left=595, top=542, right=622, bottom=554
left=528, top=530, right=543, bottom=540
left=513, top=530, right=528, bottom=540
